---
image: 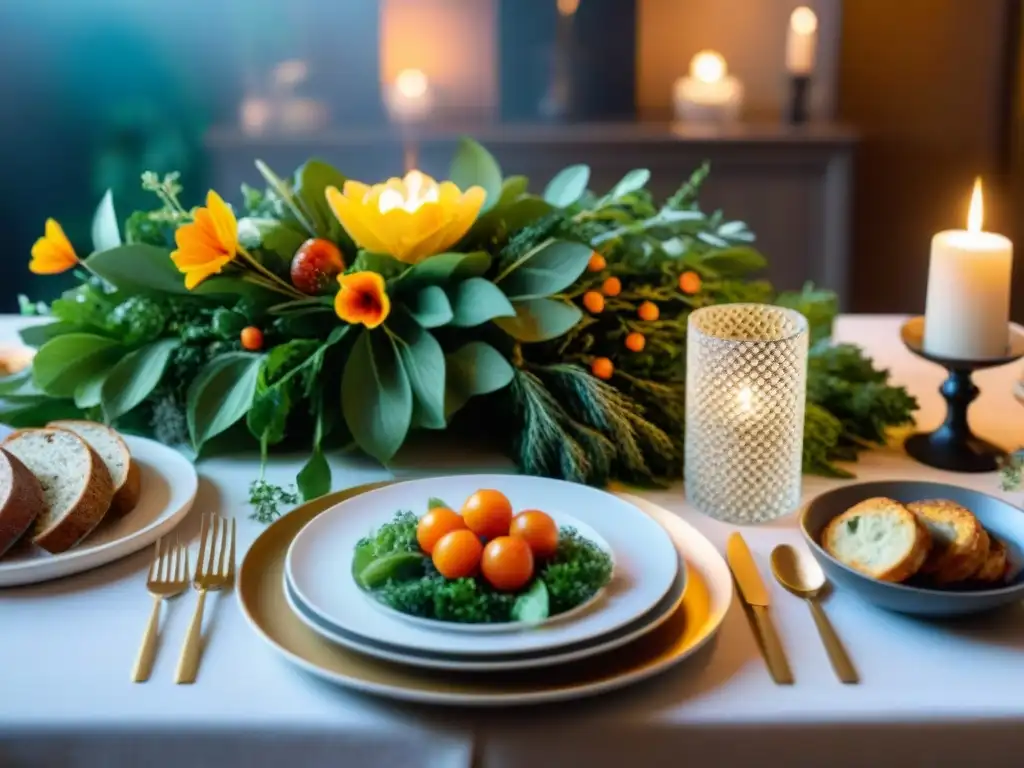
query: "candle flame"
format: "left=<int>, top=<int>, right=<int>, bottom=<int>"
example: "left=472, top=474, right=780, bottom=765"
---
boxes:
left=395, top=68, right=428, bottom=99
left=557, top=0, right=580, bottom=16
left=790, top=6, right=818, bottom=34
left=737, top=386, right=753, bottom=412
left=967, top=177, right=983, bottom=233
left=691, top=50, right=726, bottom=84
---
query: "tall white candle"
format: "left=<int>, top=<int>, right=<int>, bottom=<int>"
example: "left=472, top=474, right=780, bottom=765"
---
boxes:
left=786, top=6, right=818, bottom=75
left=923, top=178, right=1013, bottom=359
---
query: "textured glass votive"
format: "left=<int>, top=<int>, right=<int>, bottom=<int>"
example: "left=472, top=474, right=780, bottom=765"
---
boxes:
left=685, top=304, right=809, bottom=523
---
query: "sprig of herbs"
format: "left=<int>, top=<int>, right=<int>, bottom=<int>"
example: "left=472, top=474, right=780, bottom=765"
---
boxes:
left=247, top=479, right=299, bottom=524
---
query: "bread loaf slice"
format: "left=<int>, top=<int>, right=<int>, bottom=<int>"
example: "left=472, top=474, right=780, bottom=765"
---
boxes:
left=822, top=497, right=931, bottom=582
left=3, top=428, right=114, bottom=554
left=49, top=420, right=139, bottom=518
left=973, top=535, right=1008, bottom=585
left=907, top=499, right=989, bottom=584
left=0, top=447, right=47, bottom=558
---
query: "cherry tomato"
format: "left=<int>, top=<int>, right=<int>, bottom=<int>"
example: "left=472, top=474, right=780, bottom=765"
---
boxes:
left=432, top=529, right=483, bottom=579
left=481, top=536, right=534, bottom=591
left=461, top=489, right=513, bottom=541
left=510, top=510, right=559, bottom=559
left=416, top=507, right=467, bottom=554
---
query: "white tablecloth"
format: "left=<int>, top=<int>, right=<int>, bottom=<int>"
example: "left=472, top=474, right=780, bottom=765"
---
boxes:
left=2, top=315, right=1024, bottom=768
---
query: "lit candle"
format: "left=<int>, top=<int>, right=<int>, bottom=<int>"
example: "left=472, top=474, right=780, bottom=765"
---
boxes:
left=384, top=68, right=433, bottom=123
left=923, top=178, right=1014, bottom=359
left=786, top=6, right=818, bottom=75
left=672, top=50, right=744, bottom=123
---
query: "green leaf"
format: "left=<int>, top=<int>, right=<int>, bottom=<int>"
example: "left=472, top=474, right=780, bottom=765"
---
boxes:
left=187, top=352, right=263, bottom=450
left=85, top=244, right=188, bottom=295
left=74, top=372, right=107, bottom=409
left=446, top=341, right=514, bottom=396
left=91, top=189, right=121, bottom=252
left=389, top=312, right=446, bottom=430
left=449, top=137, right=502, bottom=213
left=255, top=159, right=316, bottom=236
left=427, top=497, right=450, bottom=510
left=192, top=276, right=282, bottom=308
left=294, top=159, right=352, bottom=249
left=497, top=197, right=554, bottom=233
left=493, top=298, right=582, bottom=342
left=0, top=396, right=83, bottom=427
left=351, top=251, right=407, bottom=280
left=237, top=217, right=307, bottom=263
left=19, top=321, right=76, bottom=348
left=610, top=169, right=651, bottom=198
left=499, top=175, right=529, bottom=204
left=496, top=239, right=593, bottom=299
left=341, top=331, right=412, bottom=464
left=247, top=382, right=292, bottom=446
left=0, top=369, right=40, bottom=397
left=447, top=278, right=516, bottom=327
left=699, top=246, right=767, bottom=276
left=409, top=286, right=453, bottom=329
left=512, top=579, right=549, bottom=623
left=100, top=338, right=179, bottom=420
left=357, top=552, right=426, bottom=589
left=297, top=393, right=332, bottom=502
left=32, top=334, right=123, bottom=397
left=543, top=164, right=590, bottom=207
left=396, top=251, right=491, bottom=294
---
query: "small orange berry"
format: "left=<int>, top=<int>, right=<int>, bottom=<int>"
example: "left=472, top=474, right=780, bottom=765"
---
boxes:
left=638, top=301, right=660, bottom=322
left=240, top=326, right=264, bottom=351
left=679, top=270, right=702, bottom=295
left=583, top=291, right=605, bottom=314
left=625, top=332, right=646, bottom=352
left=587, top=252, right=607, bottom=272
left=602, top=277, right=622, bottom=297
left=591, top=357, right=614, bottom=380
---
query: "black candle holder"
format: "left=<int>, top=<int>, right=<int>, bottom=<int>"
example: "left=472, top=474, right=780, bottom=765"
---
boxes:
left=901, top=316, right=1024, bottom=473
left=787, top=74, right=810, bottom=125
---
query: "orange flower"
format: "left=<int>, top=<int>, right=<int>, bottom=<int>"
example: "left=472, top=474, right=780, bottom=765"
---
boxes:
left=30, top=219, right=78, bottom=275
left=171, top=190, right=238, bottom=289
left=335, top=271, right=391, bottom=329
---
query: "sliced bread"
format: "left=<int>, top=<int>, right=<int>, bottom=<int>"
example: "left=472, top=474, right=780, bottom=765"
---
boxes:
left=973, top=535, right=1009, bottom=584
left=0, top=447, right=47, bottom=558
left=822, top=497, right=931, bottom=582
left=3, top=428, right=114, bottom=554
left=907, top=499, right=989, bottom=584
left=49, top=420, right=139, bottom=518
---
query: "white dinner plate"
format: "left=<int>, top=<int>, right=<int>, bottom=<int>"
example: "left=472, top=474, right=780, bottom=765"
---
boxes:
left=358, top=510, right=613, bottom=634
left=285, top=538, right=685, bottom=671
left=286, top=474, right=679, bottom=657
left=0, top=435, right=198, bottom=587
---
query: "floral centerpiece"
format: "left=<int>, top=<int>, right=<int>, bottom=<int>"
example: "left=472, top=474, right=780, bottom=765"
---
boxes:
left=9, top=139, right=917, bottom=520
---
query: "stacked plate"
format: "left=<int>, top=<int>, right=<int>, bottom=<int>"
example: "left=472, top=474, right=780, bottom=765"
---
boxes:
left=239, top=475, right=734, bottom=706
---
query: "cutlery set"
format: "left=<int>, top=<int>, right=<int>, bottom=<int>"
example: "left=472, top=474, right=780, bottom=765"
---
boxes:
left=132, top=513, right=236, bottom=684
left=726, top=532, right=858, bottom=685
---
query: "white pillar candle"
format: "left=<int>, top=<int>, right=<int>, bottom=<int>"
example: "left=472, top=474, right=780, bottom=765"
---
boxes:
left=924, top=178, right=1014, bottom=359
left=785, top=6, right=818, bottom=75
left=672, top=50, right=744, bottom=123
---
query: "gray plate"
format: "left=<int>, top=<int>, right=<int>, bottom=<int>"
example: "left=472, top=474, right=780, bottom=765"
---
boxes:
left=800, top=481, right=1024, bottom=617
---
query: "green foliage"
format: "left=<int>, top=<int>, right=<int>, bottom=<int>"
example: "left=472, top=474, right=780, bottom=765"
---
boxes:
left=100, top=338, right=179, bottom=421
left=493, top=298, right=582, bottom=342
left=92, top=190, right=122, bottom=252
left=255, top=159, right=317, bottom=236
left=389, top=312, right=446, bottom=430
left=495, top=239, right=593, bottom=300
left=293, top=159, right=353, bottom=250
left=408, top=286, right=453, bottom=329
left=512, top=579, right=549, bottom=622
left=85, top=244, right=187, bottom=295
left=187, top=352, right=263, bottom=451
left=248, top=479, right=299, bottom=524
left=33, top=334, right=124, bottom=397
left=543, top=164, right=590, bottom=208
left=395, top=251, right=492, bottom=295
left=447, top=278, right=516, bottom=327
left=342, top=330, right=412, bottom=463
left=297, top=393, right=332, bottom=502
left=449, top=137, right=502, bottom=213
left=777, top=282, right=840, bottom=344
left=444, top=341, right=515, bottom=420
left=541, top=527, right=614, bottom=615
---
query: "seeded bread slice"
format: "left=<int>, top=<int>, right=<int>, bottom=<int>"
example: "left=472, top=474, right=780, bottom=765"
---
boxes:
left=822, top=497, right=931, bottom=582
left=907, top=499, right=989, bottom=584
left=0, top=447, right=47, bottom=558
left=973, top=535, right=1008, bottom=584
left=49, top=420, right=140, bottom=518
left=3, top=428, right=114, bottom=554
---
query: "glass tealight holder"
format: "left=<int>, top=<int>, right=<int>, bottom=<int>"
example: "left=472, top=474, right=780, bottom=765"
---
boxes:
left=685, top=304, right=809, bottom=524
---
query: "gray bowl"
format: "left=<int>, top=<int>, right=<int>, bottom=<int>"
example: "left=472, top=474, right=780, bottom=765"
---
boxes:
left=800, top=481, right=1024, bottom=617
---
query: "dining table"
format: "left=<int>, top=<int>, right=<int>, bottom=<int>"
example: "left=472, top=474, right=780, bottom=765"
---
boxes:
left=2, top=313, right=1024, bottom=768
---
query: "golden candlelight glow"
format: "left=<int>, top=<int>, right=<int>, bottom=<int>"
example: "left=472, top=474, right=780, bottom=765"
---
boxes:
left=691, top=50, right=726, bottom=84
left=557, top=0, right=580, bottom=16
left=790, top=6, right=818, bottom=34
left=737, top=386, right=754, bottom=412
left=967, top=177, right=984, bottom=233
left=395, top=68, right=429, bottom=99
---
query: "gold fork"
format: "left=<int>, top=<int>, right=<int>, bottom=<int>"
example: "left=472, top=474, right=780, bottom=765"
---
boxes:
left=175, top=513, right=236, bottom=684
left=132, top=537, right=189, bottom=683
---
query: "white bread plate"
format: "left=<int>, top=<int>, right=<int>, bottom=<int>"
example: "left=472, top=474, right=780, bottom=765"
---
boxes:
left=0, top=431, right=197, bottom=587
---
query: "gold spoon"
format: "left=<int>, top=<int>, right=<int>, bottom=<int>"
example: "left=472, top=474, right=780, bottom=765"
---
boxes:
left=771, top=544, right=859, bottom=684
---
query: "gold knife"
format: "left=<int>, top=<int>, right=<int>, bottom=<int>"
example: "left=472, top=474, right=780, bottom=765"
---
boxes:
left=726, top=532, right=794, bottom=684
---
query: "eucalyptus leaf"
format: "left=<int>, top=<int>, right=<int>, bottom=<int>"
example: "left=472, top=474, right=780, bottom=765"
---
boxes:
left=389, top=312, right=446, bottom=429
left=32, top=334, right=123, bottom=397
left=187, top=352, right=263, bottom=450
left=91, top=189, right=121, bottom=252
left=609, top=169, right=651, bottom=198
left=85, top=244, right=187, bottom=295
left=499, top=175, right=529, bottom=205
left=341, top=331, right=412, bottom=464
left=409, top=286, right=453, bottom=329
left=351, top=251, right=407, bottom=280
left=493, top=298, right=582, bottom=342
left=449, top=137, right=502, bottom=213
left=699, top=246, right=767, bottom=276
left=496, top=239, right=593, bottom=299
left=101, top=338, right=179, bottom=420
left=396, top=251, right=491, bottom=293
left=446, top=341, right=514, bottom=396
left=294, top=158, right=352, bottom=249
left=543, top=164, right=590, bottom=207
left=447, top=278, right=516, bottom=327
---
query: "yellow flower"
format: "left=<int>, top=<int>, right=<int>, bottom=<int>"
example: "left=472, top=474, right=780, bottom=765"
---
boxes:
left=30, top=219, right=78, bottom=275
left=335, top=271, right=391, bottom=329
left=171, top=190, right=238, bottom=289
left=326, top=170, right=485, bottom=264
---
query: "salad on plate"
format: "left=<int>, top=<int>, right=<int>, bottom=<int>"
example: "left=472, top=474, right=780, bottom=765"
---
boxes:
left=352, top=488, right=614, bottom=625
